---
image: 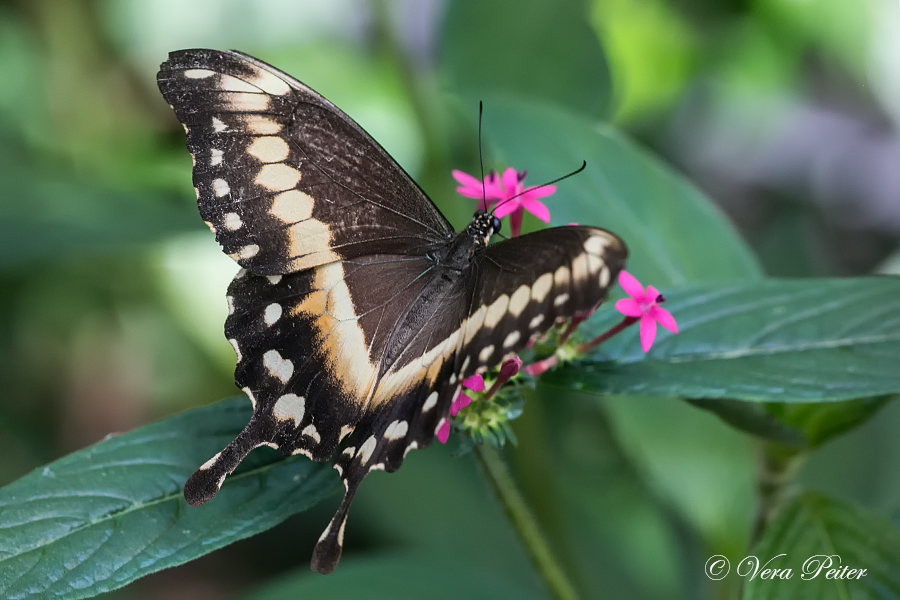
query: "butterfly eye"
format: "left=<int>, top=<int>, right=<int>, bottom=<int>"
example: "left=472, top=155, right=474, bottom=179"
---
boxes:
left=492, top=216, right=502, bottom=233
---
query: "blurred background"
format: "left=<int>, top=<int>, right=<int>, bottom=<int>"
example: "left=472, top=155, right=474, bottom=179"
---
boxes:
left=0, top=0, right=898, bottom=599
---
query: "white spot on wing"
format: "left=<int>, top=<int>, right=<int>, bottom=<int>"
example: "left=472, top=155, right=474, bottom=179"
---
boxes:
left=272, top=394, right=305, bottom=426
left=244, top=114, right=280, bottom=134
left=248, top=136, right=290, bottom=163
left=529, top=314, right=545, bottom=329
left=184, top=68, right=216, bottom=79
left=226, top=295, right=235, bottom=315
left=343, top=446, right=356, bottom=458
left=584, top=235, right=608, bottom=255
left=263, top=349, right=293, bottom=383
left=271, top=190, right=314, bottom=223
left=266, top=275, right=282, bottom=284
left=384, top=420, right=408, bottom=441
left=599, top=266, right=610, bottom=287
left=479, top=345, right=495, bottom=362
left=404, top=441, right=419, bottom=457
left=236, top=244, right=259, bottom=260
left=246, top=68, right=292, bottom=95
left=554, top=293, right=570, bottom=307
left=422, top=391, right=438, bottom=412
left=255, top=163, right=301, bottom=191
left=212, top=117, right=227, bottom=132
left=224, top=212, right=242, bottom=230
left=199, top=451, right=222, bottom=470
left=485, top=294, right=509, bottom=328
left=531, top=273, right=553, bottom=302
left=503, top=331, right=521, bottom=348
left=508, top=285, right=531, bottom=316
left=302, top=424, right=321, bottom=443
left=213, top=178, right=230, bottom=197
left=211, top=148, right=223, bottom=166
left=358, top=436, right=377, bottom=465
left=264, top=303, right=282, bottom=325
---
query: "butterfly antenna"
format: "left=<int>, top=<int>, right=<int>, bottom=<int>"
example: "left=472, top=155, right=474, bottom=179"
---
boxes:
left=492, top=160, right=587, bottom=215
left=478, top=101, right=487, bottom=212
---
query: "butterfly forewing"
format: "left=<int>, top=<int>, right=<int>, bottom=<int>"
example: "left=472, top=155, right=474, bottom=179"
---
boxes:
left=157, top=49, right=453, bottom=275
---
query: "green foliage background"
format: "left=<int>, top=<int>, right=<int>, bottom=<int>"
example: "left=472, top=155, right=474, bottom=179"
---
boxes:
left=0, top=0, right=899, bottom=599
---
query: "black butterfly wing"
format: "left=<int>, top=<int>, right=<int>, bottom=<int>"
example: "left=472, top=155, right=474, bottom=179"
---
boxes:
left=455, top=226, right=628, bottom=377
left=182, top=253, right=444, bottom=506
left=157, top=49, right=453, bottom=275
left=311, top=226, right=628, bottom=572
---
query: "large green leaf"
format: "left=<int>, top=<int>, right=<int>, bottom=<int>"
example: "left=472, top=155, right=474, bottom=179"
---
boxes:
left=482, top=96, right=762, bottom=285
left=441, top=0, right=611, bottom=118
left=240, top=553, right=548, bottom=600
left=743, top=491, right=900, bottom=600
left=0, top=397, right=339, bottom=600
left=548, top=277, right=900, bottom=402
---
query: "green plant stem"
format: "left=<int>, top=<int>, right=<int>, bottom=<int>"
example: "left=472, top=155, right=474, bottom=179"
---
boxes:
left=474, top=443, right=582, bottom=600
left=752, top=442, right=807, bottom=544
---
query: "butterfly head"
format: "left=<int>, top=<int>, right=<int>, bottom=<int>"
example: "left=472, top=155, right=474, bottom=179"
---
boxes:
left=468, top=210, right=502, bottom=246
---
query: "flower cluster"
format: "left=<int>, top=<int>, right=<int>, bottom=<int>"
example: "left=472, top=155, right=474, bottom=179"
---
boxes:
left=440, top=167, right=679, bottom=445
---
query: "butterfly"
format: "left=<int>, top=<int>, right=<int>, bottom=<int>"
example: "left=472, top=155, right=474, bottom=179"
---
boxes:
left=157, top=49, right=627, bottom=574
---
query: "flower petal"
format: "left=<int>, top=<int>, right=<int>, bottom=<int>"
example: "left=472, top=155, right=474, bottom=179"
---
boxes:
left=462, top=374, right=485, bottom=392
left=452, top=169, right=482, bottom=189
left=455, top=186, right=484, bottom=199
left=525, top=184, right=556, bottom=199
left=639, top=314, right=658, bottom=353
left=451, top=392, right=472, bottom=417
left=436, top=418, right=450, bottom=444
left=521, top=198, right=551, bottom=223
left=493, top=200, right=520, bottom=219
left=509, top=209, right=524, bottom=237
left=646, top=285, right=661, bottom=302
left=653, top=306, right=679, bottom=333
left=618, top=270, right=645, bottom=300
left=615, top=298, right=643, bottom=317
left=501, top=167, right=519, bottom=194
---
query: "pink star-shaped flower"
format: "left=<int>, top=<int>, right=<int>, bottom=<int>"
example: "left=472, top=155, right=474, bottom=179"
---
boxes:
left=436, top=374, right=486, bottom=444
left=452, top=167, right=555, bottom=237
left=614, top=270, right=678, bottom=352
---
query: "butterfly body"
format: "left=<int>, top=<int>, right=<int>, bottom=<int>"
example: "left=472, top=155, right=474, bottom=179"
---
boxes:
left=158, top=49, right=627, bottom=574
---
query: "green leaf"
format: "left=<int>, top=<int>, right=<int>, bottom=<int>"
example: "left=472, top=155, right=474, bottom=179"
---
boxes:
left=766, top=397, right=892, bottom=448
left=743, top=491, right=900, bottom=600
left=239, top=552, right=548, bottom=600
left=549, top=277, right=900, bottom=402
left=687, top=398, right=807, bottom=447
left=441, top=0, right=611, bottom=118
left=0, top=397, right=339, bottom=600
left=482, top=96, right=762, bottom=284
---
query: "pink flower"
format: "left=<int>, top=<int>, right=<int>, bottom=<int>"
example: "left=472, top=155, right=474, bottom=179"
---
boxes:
left=452, top=167, right=555, bottom=237
left=437, top=374, right=486, bottom=444
left=436, top=418, right=450, bottom=444
left=451, top=374, right=484, bottom=417
left=614, top=271, right=678, bottom=352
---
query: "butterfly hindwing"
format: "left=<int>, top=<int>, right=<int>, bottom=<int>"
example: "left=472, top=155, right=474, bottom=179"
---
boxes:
left=455, top=226, right=628, bottom=379
left=157, top=49, right=453, bottom=275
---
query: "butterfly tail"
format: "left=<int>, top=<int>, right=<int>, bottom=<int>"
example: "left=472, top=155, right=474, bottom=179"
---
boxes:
left=184, top=421, right=268, bottom=506
left=310, top=481, right=359, bottom=574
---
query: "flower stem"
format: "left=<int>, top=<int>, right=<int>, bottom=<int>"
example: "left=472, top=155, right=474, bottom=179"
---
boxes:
left=575, top=316, right=638, bottom=354
left=474, top=443, right=581, bottom=600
